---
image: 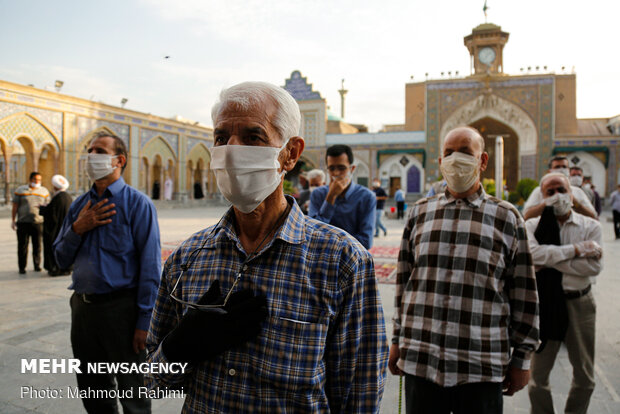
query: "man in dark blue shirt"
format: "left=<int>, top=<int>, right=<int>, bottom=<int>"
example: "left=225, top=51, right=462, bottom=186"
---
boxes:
left=54, top=131, right=160, bottom=414
left=372, top=179, right=388, bottom=237
left=309, top=145, right=376, bottom=249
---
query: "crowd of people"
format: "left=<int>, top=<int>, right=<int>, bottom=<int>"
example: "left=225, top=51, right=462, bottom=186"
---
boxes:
left=11, top=81, right=613, bottom=414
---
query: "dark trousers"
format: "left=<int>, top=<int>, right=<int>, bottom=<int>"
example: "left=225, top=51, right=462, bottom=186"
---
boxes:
left=397, top=201, right=405, bottom=219
left=70, top=292, right=151, bottom=414
left=17, top=222, right=42, bottom=271
left=405, top=374, right=503, bottom=414
left=613, top=210, right=620, bottom=238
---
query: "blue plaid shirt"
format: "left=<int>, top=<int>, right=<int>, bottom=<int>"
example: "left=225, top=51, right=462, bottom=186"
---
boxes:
left=146, top=198, right=388, bottom=413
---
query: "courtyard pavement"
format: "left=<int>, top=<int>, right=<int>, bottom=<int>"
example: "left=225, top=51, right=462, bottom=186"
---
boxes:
left=0, top=203, right=619, bottom=413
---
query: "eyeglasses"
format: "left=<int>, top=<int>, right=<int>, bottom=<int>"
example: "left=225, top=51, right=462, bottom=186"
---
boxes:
left=170, top=203, right=291, bottom=311
left=327, top=165, right=350, bottom=173
left=169, top=247, right=244, bottom=311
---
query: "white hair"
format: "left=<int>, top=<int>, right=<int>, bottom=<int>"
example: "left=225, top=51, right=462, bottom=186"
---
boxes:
left=211, top=81, right=301, bottom=144
left=307, top=169, right=326, bottom=183
left=540, top=172, right=571, bottom=191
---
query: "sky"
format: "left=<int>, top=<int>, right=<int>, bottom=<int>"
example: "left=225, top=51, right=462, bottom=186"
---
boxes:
left=1, top=0, right=619, bottom=132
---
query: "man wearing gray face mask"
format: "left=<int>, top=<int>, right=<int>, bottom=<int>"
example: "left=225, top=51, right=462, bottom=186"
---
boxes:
left=523, top=156, right=596, bottom=221
left=145, top=81, right=387, bottom=413
left=53, top=131, right=161, bottom=414
left=525, top=172, right=603, bottom=414
left=390, top=126, right=540, bottom=413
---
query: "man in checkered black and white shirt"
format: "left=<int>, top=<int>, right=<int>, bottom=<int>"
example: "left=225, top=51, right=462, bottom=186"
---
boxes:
left=389, top=126, right=540, bottom=414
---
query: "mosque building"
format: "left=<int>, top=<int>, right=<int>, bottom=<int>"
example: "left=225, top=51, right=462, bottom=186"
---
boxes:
left=287, top=22, right=620, bottom=200
left=0, top=80, right=214, bottom=204
left=1, top=22, right=619, bottom=204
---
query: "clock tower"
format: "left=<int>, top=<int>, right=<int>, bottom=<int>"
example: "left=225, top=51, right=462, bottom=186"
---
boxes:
left=464, top=23, right=509, bottom=75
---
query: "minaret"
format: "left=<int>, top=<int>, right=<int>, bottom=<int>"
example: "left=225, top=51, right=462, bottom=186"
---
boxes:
left=338, top=78, right=348, bottom=119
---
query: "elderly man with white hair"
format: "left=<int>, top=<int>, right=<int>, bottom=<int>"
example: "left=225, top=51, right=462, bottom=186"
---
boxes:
left=40, top=174, right=72, bottom=276
left=525, top=172, right=603, bottom=414
left=297, top=168, right=326, bottom=214
left=146, top=81, right=388, bottom=413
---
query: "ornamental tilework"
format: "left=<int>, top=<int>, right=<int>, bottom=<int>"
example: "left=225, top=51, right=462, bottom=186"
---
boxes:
left=439, top=89, right=479, bottom=122
left=0, top=113, right=58, bottom=148
left=494, top=86, right=539, bottom=121
left=283, top=71, right=322, bottom=101
left=187, top=137, right=211, bottom=153
left=304, top=113, right=317, bottom=144
left=0, top=102, right=62, bottom=138
left=520, top=154, right=537, bottom=179
left=425, top=89, right=441, bottom=180
left=140, top=128, right=178, bottom=155
left=78, top=117, right=129, bottom=146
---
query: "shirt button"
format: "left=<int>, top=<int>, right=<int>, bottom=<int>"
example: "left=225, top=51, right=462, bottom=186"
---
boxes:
left=228, top=368, right=236, bottom=376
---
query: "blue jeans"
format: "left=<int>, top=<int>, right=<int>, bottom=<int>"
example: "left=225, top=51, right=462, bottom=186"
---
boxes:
left=375, top=209, right=386, bottom=236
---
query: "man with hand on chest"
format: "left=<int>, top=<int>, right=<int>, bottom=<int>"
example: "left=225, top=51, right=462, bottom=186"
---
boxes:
left=54, top=131, right=161, bottom=414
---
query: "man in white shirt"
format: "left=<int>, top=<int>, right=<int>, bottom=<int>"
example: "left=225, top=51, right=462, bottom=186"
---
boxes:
left=523, top=156, right=596, bottom=220
left=525, top=172, right=603, bottom=414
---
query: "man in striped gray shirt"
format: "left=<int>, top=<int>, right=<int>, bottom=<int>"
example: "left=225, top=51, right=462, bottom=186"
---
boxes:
left=389, top=126, right=540, bottom=414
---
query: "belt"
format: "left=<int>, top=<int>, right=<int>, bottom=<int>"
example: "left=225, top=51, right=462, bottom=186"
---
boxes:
left=564, top=285, right=591, bottom=300
left=77, top=288, right=136, bottom=304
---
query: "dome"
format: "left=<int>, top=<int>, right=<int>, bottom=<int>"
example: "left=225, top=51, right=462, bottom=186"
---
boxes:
left=327, top=110, right=342, bottom=122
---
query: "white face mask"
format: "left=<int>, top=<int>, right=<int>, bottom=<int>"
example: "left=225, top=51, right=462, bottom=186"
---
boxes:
left=210, top=142, right=287, bottom=214
left=86, top=154, right=118, bottom=181
left=569, top=175, right=583, bottom=187
left=30, top=182, right=41, bottom=189
left=309, top=186, right=319, bottom=192
left=439, top=152, right=481, bottom=194
left=553, top=167, right=570, bottom=178
left=545, top=192, right=572, bottom=216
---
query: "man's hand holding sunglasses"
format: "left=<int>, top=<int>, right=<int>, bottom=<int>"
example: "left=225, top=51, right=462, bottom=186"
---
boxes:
left=162, top=280, right=268, bottom=364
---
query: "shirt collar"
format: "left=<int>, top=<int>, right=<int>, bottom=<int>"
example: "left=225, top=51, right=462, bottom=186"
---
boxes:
left=341, top=182, right=357, bottom=200
left=204, top=195, right=305, bottom=252
left=439, top=184, right=485, bottom=208
left=89, top=177, right=126, bottom=198
left=562, top=211, right=583, bottom=227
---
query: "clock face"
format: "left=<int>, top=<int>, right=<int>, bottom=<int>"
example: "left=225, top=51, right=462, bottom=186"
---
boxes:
left=478, top=47, right=496, bottom=65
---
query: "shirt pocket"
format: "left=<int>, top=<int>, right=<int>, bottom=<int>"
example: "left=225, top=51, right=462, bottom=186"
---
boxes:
left=99, top=223, right=133, bottom=255
left=253, top=313, right=329, bottom=392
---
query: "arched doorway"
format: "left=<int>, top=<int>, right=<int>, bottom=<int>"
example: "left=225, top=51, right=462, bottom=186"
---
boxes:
left=194, top=158, right=205, bottom=199
left=353, top=161, right=369, bottom=188
left=378, top=153, right=425, bottom=196
left=140, top=157, right=150, bottom=195
left=151, top=155, right=162, bottom=199
left=469, top=117, right=519, bottom=190
left=186, top=160, right=194, bottom=199
left=187, top=143, right=211, bottom=198
left=38, top=143, right=57, bottom=191
left=440, top=94, right=538, bottom=185
left=565, top=151, right=607, bottom=197
left=164, top=159, right=175, bottom=200
left=0, top=137, right=8, bottom=203
left=407, top=165, right=421, bottom=193
left=15, top=137, right=35, bottom=182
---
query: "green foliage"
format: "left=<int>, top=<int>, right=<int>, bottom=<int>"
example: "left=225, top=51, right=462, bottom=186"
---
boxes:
left=516, top=178, right=538, bottom=201
left=508, top=191, right=522, bottom=205
left=482, top=178, right=496, bottom=196
left=283, top=180, right=296, bottom=195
